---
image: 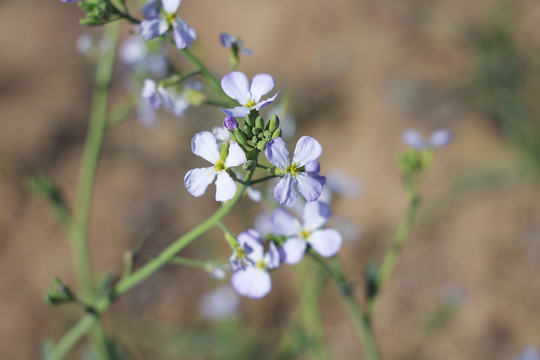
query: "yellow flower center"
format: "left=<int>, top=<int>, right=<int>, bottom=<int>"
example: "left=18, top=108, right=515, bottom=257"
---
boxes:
left=300, top=230, right=311, bottom=239
left=256, top=260, right=266, bottom=269
left=166, top=12, right=176, bottom=27
left=245, top=98, right=256, bottom=108
left=286, top=162, right=300, bottom=176
left=214, top=159, right=226, bottom=172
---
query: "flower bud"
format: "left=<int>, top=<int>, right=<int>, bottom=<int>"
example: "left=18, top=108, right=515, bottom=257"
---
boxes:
left=223, top=115, right=238, bottom=130
left=267, top=114, right=280, bottom=133
left=255, top=116, right=264, bottom=131
left=256, top=140, right=267, bottom=151
left=243, top=125, right=252, bottom=138
left=272, top=128, right=282, bottom=138
left=244, top=113, right=255, bottom=127
left=252, top=127, right=261, bottom=135
left=45, top=278, right=75, bottom=305
left=233, top=129, right=249, bottom=147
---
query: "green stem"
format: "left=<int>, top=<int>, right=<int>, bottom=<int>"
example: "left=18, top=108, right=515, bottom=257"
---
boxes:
left=169, top=257, right=220, bottom=269
left=248, top=174, right=279, bottom=185
left=50, top=167, right=257, bottom=359
left=309, top=253, right=380, bottom=360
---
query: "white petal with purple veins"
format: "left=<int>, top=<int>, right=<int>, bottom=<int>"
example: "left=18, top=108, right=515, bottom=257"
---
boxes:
left=215, top=171, right=236, bottom=202
left=402, top=129, right=426, bottom=150
left=254, top=92, right=279, bottom=111
left=274, top=175, right=298, bottom=207
left=271, top=208, right=302, bottom=236
left=172, top=20, right=196, bottom=49
left=265, top=137, right=290, bottom=169
left=221, top=106, right=249, bottom=118
left=231, top=267, right=271, bottom=299
left=221, top=72, right=250, bottom=104
left=225, top=142, right=246, bottom=167
left=281, top=237, right=307, bottom=265
left=191, top=131, right=220, bottom=164
left=184, top=167, right=216, bottom=197
left=249, top=74, right=274, bottom=102
left=309, top=229, right=342, bottom=258
left=296, top=172, right=323, bottom=202
left=265, top=242, right=281, bottom=270
left=140, top=18, right=168, bottom=40
left=162, top=0, right=181, bottom=14
left=292, top=136, right=322, bottom=167
left=303, top=201, right=331, bottom=231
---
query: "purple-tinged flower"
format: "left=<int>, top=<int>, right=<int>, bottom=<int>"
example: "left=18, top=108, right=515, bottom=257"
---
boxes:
left=220, top=33, right=253, bottom=55
left=265, top=136, right=324, bottom=207
left=402, top=129, right=452, bottom=150
left=198, top=285, right=239, bottom=320
left=513, top=347, right=540, bottom=360
left=120, top=36, right=169, bottom=77
left=223, top=115, right=238, bottom=130
left=230, top=230, right=280, bottom=298
left=271, top=201, right=342, bottom=265
left=140, top=0, right=196, bottom=50
left=60, top=0, right=79, bottom=3
left=141, top=78, right=173, bottom=110
left=220, top=72, right=279, bottom=118
left=184, top=131, right=246, bottom=202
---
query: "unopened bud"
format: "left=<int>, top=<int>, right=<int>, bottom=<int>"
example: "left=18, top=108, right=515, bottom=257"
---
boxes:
left=233, top=129, right=248, bottom=147
left=223, top=115, right=237, bottom=130
left=267, top=114, right=280, bottom=133
left=243, top=125, right=252, bottom=137
left=252, top=127, right=261, bottom=135
left=272, top=129, right=282, bottom=138
left=255, top=116, right=264, bottom=130
left=244, top=113, right=255, bottom=127
left=256, top=140, right=267, bottom=151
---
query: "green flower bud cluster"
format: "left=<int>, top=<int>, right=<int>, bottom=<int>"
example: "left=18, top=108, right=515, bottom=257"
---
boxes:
left=45, top=278, right=76, bottom=305
left=79, top=0, right=121, bottom=26
left=230, top=112, right=281, bottom=152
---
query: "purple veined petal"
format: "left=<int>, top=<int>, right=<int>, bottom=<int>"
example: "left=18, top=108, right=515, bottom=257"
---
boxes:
left=305, top=160, right=320, bottom=174
left=237, top=229, right=264, bottom=261
left=241, top=48, right=253, bottom=56
left=231, top=267, right=271, bottom=299
left=172, top=19, right=196, bottom=49
left=137, top=100, right=158, bottom=127
left=162, top=0, right=181, bottom=14
left=265, top=242, right=281, bottom=270
left=215, top=171, right=237, bottom=202
left=140, top=18, right=169, bottom=41
left=254, top=92, right=279, bottom=111
left=281, top=237, right=307, bottom=265
left=292, top=136, right=322, bottom=167
left=274, top=175, right=298, bottom=207
left=142, top=0, right=160, bottom=19
left=308, top=228, right=342, bottom=258
left=184, top=167, right=217, bottom=197
left=221, top=106, right=249, bottom=118
left=246, top=187, right=262, bottom=202
left=271, top=208, right=302, bottom=236
left=303, top=201, right=331, bottom=231
left=225, top=142, right=246, bottom=168
left=157, top=86, right=173, bottom=109
left=191, top=131, right=220, bottom=164
left=220, top=33, right=235, bottom=48
left=250, top=74, right=274, bottom=102
left=428, top=129, right=452, bottom=148
left=265, top=137, right=290, bottom=169
left=296, top=172, right=323, bottom=202
left=402, top=129, right=426, bottom=150
left=221, top=72, right=250, bottom=104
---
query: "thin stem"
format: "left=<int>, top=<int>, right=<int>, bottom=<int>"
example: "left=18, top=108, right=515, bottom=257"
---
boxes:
left=309, top=252, right=381, bottom=360
left=248, top=174, right=279, bottom=185
left=169, top=257, right=216, bottom=268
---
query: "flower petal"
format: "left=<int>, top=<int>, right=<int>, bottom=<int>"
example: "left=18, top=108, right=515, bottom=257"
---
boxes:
left=292, top=136, right=322, bottom=167
left=429, top=129, right=452, bottom=148
left=402, top=129, right=426, bottom=150
left=246, top=187, right=262, bottom=202
left=142, top=0, right=160, bottom=19
left=281, top=237, right=307, bottom=265
left=303, top=201, right=331, bottom=231
left=140, top=18, right=168, bottom=40
left=231, top=268, right=271, bottom=299
left=265, top=137, right=290, bottom=169
left=137, top=100, right=158, bottom=127
left=249, top=74, right=274, bottom=102
left=221, top=72, right=250, bottom=104
left=271, top=208, right=301, bottom=236
left=172, top=20, right=196, bottom=49
left=296, top=172, right=323, bottom=202
left=237, top=230, right=264, bottom=261
left=225, top=142, right=246, bottom=168
left=191, top=131, right=220, bottom=164
left=308, top=229, right=342, bottom=258
left=254, top=91, right=279, bottom=111
left=220, top=33, right=235, bottom=48
left=184, top=167, right=216, bottom=197
left=265, top=242, right=281, bottom=270
left=162, top=0, right=181, bottom=14
left=221, top=106, right=249, bottom=118
left=304, top=160, right=320, bottom=174
left=274, top=175, right=298, bottom=207
left=215, top=171, right=237, bottom=202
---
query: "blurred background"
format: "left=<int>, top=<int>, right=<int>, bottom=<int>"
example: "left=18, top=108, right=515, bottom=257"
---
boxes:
left=1, top=0, right=540, bottom=359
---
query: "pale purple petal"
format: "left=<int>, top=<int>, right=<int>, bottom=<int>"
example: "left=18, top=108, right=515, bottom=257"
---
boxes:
left=305, top=160, right=320, bottom=174
left=191, top=131, right=220, bottom=164
left=172, top=20, right=196, bottom=49
left=221, top=106, right=249, bottom=118
left=309, top=229, right=342, bottom=258
left=292, top=136, right=322, bottom=167
left=303, top=201, right=331, bottom=231
left=142, top=0, right=160, bottom=19
left=429, top=129, right=452, bottom=148
left=215, top=171, right=237, bottom=202
left=274, top=175, right=298, bottom=207
left=140, top=18, right=168, bottom=40
left=221, top=72, right=250, bottom=104
left=224, top=142, right=246, bottom=168
left=271, top=208, right=301, bottom=236
left=231, top=267, right=271, bottom=299
left=265, top=242, right=281, bottom=270
left=281, top=237, right=307, bottom=265
left=212, top=126, right=230, bottom=143
left=157, top=86, right=173, bottom=109
left=170, top=93, right=190, bottom=117
left=119, top=36, right=147, bottom=65
left=237, top=230, right=264, bottom=261
left=296, top=172, right=323, bottom=202
left=162, top=0, right=181, bottom=14
left=254, top=92, right=279, bottom=111
left=184, top=167, right=216, bottom=197
left=220, top=33, right=235, bottom=48
left=246, top=187, right=262, bottom=202
left=241, top=48, right=253, bottom=56
left=249, top=74, right=274, bottom=102
left=402, top=129, right=426, bottom=150
left=265, top=137, right=290, bottom=169
left=223, top=115, right=238, bottom=130
left=198, top=285, right=239, bottom=320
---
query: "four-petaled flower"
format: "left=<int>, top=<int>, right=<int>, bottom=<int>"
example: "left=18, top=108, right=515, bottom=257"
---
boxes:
left=265, top=136, right=324, bottom=207
left=220, top=72, right=278, bottom=118
left=272, top=201, right=342, bottom=264
left=220, top=33, right=253, bottom=55
left=402, top=129, right=452, bottom=150
left=184, top=131, right=246, bottom=201
left=140, top=0, right=196, bottom=50
left=230, top=230, right=280, bottom=298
